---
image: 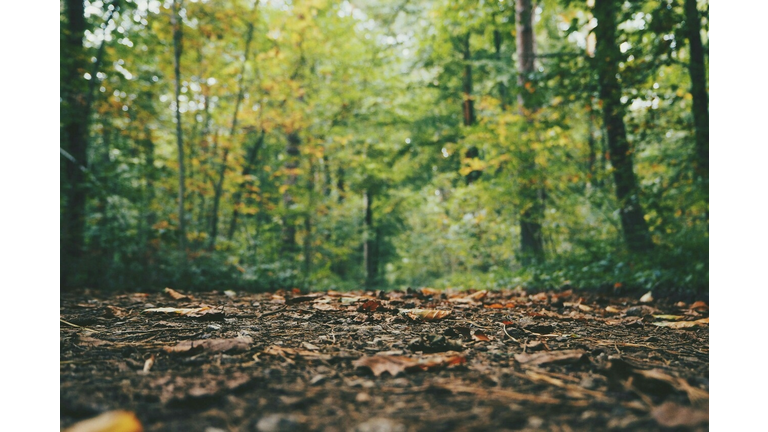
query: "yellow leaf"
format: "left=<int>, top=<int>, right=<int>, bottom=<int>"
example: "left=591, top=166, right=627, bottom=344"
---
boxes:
left=64, top=410, right=143, bottom=432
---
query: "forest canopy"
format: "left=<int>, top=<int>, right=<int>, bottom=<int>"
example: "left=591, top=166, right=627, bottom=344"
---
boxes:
left=60, top=0, right=709, bottom=294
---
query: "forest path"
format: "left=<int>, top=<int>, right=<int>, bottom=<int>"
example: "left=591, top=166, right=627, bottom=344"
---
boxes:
left=61, top=288, right=709, bottom=431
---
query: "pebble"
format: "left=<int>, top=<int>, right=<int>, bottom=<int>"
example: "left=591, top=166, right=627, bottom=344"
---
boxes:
left=354, top=418, right=405, bottom=432
left=255, top=414, right=302, bottom=432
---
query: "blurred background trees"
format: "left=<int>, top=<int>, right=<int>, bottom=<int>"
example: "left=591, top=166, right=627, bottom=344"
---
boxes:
left=60, top=0, right=708, bottom=294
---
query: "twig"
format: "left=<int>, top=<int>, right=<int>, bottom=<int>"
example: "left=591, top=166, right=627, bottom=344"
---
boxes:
left=499, top=323, right=520, bottom=344
left=60, top=318, right=102, bottom=333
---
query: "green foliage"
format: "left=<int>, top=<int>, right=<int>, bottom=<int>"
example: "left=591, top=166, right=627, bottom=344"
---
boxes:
left=60, top=0, right=708, bottom=293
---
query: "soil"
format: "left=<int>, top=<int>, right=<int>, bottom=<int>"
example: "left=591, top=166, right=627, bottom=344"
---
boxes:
left=60, top=288, right=709, bottom=431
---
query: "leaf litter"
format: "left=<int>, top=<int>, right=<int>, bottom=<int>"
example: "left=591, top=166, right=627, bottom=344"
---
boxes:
left=61, top=288, right=709, bottom=431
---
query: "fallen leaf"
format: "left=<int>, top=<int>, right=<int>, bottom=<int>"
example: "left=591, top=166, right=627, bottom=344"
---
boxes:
left=164, top=287, right=189, bottom=300
left=353, top=354, right=465, bottom=377
left=104, top=305, right=129, bottom=319
left=142, top=306, right=224, bottom=319
left=76, top=335, right=110, bottom=347
left=302, top=341, right=320, bottom=350
left=64, top=410, right=143, bottom=432
left=563, top=302, right=593, bottom=312
left=690, top=301, right=708, bottom=311
left=401, top=309, right=451, bottom=321
left=353, top=355, right=419, bottom=377
left=263, top=345, right=330, bottom=360
left=653, top=317, right=709, bottom=329
left=530, top=292, right=548, bottom=302
left=652, top=314, right=685, bottom=321
left=651, top=401, right=708, bottom=428
left=224, top=290, right=237, bottom=298
left=604, top=306, right=621, bottom=314
left=313, top=303, right=336, bottom=311
left=360, top=300, right=381, bottom=312
left=142, top=355, right=155, bottom=374
left=467, top=290, right=488, bottom=301
left=164, top=335, right=253, bottom=355
left=514, top=350, right=586, bottom=366
left=420, top=287, right=440, bottom=296
left=472, top=330, right=491, bottom=342
left=639, top=291, right=654, bottom=303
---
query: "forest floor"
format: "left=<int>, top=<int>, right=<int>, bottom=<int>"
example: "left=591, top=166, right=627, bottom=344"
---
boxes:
left=60, top=287, right=709, bottom=432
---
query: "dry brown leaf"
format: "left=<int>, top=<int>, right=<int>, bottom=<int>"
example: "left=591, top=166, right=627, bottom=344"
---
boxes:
left=360, top=300, right=381, bottom=312
left=653, top=317, right=708, bottom=329
left=76, top=335, right=110, bottom=347
left=353, top=355, right=420, bottom=377
left=639, top=291, right=654, bottom=303
left=514, top=350, right=586, bottom=366
left=313, top=303, right=336, bottom=311
left=604, top=306, right=621, bottom=314
left=142, top=355, right=155, bottom=374
left=690, top=301, right=708, bottom=311
left=530, top=292, right=548, bottom=302
left=263, top=345, right=328, bottom=359
left=420, top=287, right=440, bottom=296
left=104, top=305, right=129, bottom=319
left=402, top=309, right=451, bottom=321
left=164, top=335, right=253, bottom=355
left=142, top=306, right=223, bottom=319
left=353, top=354, right=465, bottom=377
left=653, top=314, right=685, bottom=321
left=651, top=401, right=708, bottom=428
left=164, top=287, right=189, bottom=300
left=467, top=290, right=488, bottom=301
left=64, top=410, right=143, bottom=432
left=472, top=330, right=491, bottom=342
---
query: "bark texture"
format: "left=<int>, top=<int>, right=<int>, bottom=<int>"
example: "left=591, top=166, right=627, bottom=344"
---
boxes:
left=683, top=0, right=709, bottom=178
left=593, top=0, right=653, bottom=253
left=516, top=0, right=545, bottom=262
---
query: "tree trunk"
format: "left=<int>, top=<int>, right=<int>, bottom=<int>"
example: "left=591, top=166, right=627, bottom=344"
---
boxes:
left=593, top=0, right=653, bottom=253
left=281, top=131, right=301, bottom=256
left=227, top=129, right=265, bottom=239
left=363, top=191, right=377, bottom=288
left=208, top=22, right=254, bottom=250
left=172, top=0, right=186, bottom=252
left=515, top=0, right=544, bottom=262
left=304, top=156, right=315, bottom=278
left=462, top=33, right=482, bottom=185
left=60, top=0, right=91, bottom=288
left=208, top=144, right=229, bottom=251
left=336, top=166, right=346, bottom=203
left=461, top=33, right=476, bottom=127
left=683, top=0, right=709, bottom=178
left=493, top=28, right=509, bottom=110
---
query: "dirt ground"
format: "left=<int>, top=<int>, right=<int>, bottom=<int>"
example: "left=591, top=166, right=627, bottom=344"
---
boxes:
left=60, top=287, right=709, bottom=431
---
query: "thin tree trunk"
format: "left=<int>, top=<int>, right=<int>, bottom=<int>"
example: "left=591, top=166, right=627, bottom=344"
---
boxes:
left=516, top=0, right=545, bottom=262
left=587, top=101, right=597, bottom=188
left=208, top=143, right=229, bottom=251
left=683, top=0, right=709, bottom=178
left=462, top=33, right=476, bottom=126
left=304, top=156, right=315, bottom=278
left=462, top=33, right=482, bottom=185
left=593, top=0, right=653, bottom=253
left=227, top=129, right=265, bottom=239
left=61, top=0, right=92, bottom=288
left=364, top=190, right=377, bottom=287
left=281, top=131, right=301, bottom=255
left=172, top=0, right=186, bottom=252
left=493, top=28, right=508, bottom=110
left=208, top=22, right=254, bottom=250
left=336, top=166, right=346, bottom=203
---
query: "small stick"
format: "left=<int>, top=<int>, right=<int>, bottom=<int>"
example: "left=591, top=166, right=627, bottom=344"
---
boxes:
left=60, top=318, right=102, bottom=333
